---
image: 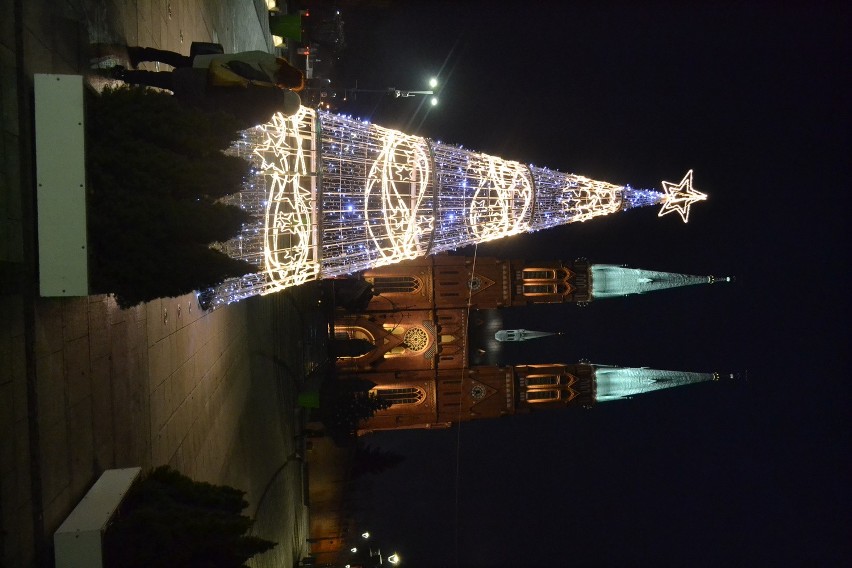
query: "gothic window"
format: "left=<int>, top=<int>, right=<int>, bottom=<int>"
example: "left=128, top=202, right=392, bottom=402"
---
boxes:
left=368, top=276, right=421, bottom=294
left=333, top=326, right=375, bottom=359
left=523, top=269, right=555, bottom=280
left=523, top=283, right=557, bottom=295
left=403, top=327, right=429, bottom=351
left=526, top=389, right=559, bottom=401
left=375, top=387, right=425, bottom=406
left=526, top=374, right=560, bottom=387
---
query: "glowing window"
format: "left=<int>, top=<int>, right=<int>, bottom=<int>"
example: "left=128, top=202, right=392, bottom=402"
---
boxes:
left=526, top=375, right=559, bottom=387
left=523, top=283, right=556, bottom=295
left=523, top=269, right=555, bottom=280
left=403, top=327, right=429, bottom=351
left=526, top=390, right=559, bottom=401
left=368, top=276, right=421, bottom=294
left=375, top=387, right=425, bottom=405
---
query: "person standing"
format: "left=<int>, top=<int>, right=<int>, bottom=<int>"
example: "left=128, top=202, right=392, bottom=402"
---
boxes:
left=125, top=46, right=305, bottom=91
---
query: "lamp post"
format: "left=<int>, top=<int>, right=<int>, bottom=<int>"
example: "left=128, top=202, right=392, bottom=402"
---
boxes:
left=345, top=77, right=439, bottom=107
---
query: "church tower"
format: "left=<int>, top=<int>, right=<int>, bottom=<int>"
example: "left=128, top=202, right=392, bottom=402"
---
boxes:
left=329, top=254, right=733, bottom=433
left=332, top=255, right=730, bottom=374
left=356, top=362, right=732, bottom=434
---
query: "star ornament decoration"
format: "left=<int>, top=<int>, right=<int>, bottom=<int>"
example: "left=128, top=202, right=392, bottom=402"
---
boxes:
left=658, top=169, right=707, bottom=223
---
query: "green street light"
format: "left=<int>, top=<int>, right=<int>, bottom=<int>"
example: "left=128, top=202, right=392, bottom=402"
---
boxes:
left=429, top=77, right=438, bottom=88
left=430, top=97, right=438, bottom=106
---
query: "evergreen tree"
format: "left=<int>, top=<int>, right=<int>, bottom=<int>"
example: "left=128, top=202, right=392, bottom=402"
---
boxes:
left=104, top=466, right=276, bottom=568
left=86, top=85, right=258, bottom=307
left=351, top=444, right=406, bottom=478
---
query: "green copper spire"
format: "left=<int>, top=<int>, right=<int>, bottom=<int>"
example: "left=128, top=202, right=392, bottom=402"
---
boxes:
left=593, top=366, right=717, bottom=402
left=589, top=265, right=731, bottom=299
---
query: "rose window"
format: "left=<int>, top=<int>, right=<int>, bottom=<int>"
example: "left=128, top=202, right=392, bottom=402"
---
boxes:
left=403, top=327, right=429, bottom=352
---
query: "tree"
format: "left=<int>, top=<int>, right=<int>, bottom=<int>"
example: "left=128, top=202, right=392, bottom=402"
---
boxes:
left=351, top=444, right=406, bottom=478
left=85, top=86, right=257, bottom=307
left=104, top=466, right=275, bottom=568
left=322, top=386, right=392, bottom=446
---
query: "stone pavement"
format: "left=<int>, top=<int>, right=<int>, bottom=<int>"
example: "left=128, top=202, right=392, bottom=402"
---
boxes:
left=0, top=0, right=316, bottom=566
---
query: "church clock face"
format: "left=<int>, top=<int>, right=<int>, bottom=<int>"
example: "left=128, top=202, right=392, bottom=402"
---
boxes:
left=470, top=384, right=486, bottom=400
left=468, top=276, right=482, bottom=291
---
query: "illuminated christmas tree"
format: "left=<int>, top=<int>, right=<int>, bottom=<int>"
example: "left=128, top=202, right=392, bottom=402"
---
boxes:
left=207, top=108, right=707, bottom=307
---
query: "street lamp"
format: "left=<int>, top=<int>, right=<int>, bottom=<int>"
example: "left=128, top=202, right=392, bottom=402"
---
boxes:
left=388, top=88, right=435, bottom=98
left=343, top=77, right=440, bottom=103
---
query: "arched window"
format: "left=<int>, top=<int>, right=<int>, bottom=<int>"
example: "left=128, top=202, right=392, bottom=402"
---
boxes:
left=333, top=326, right=375, bottom=359
left=525, top=374, right=560, bottom=387
left=522, top=269, right=555, bottom=280
left=368, top=276, right=421, bottom=294
left=523, top=283, right=556, bottom=295
left=375, top=387, right=425, bottom=406
left=525, top=389, right=559, bottom=401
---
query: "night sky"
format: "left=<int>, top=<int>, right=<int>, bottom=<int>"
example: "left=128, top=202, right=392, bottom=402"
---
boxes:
left=330, top=1, right=850, bottom=566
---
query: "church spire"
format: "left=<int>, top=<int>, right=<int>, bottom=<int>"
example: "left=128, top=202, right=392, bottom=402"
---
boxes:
left=592, top=365, right=717, bottom=402
left=494, top=329, right=560, bottom=342
left=589, top=264, right=730, bottom=299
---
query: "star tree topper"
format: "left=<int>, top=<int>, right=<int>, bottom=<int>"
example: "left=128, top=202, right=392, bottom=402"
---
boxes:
left=658, top=169, right=707, bottom=223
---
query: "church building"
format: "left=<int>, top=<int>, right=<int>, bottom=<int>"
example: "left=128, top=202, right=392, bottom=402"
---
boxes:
left=332, top=254, right=732, bottom=433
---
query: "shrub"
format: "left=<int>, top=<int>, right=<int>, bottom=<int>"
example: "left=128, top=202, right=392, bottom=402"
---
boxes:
left=104, top=466, right=275, bottom=568
left=85, top=86, right=257, bottom=308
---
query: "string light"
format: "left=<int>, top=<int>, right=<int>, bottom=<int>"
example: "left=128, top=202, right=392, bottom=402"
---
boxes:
left=205, top=109, right=705, bottom=307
